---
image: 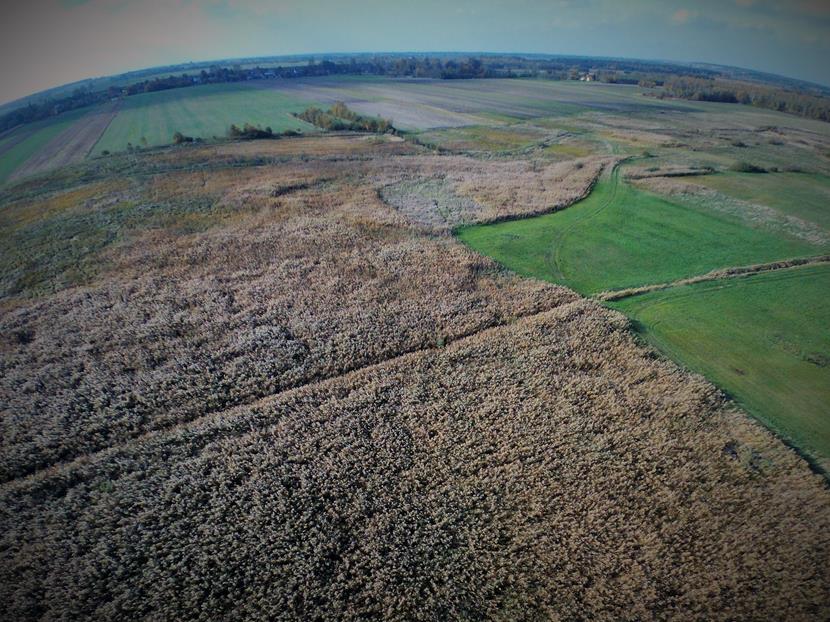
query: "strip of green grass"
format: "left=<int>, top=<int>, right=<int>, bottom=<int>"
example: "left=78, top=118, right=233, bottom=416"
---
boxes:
left=0, top=110, right=88, bottom=184
left=685, top=171, right=830, bottom=232
left=457, top=166, right=820, bottom=294
left=611, top=265, right=830, bottom=466
left=92, top=83, right=317, bottom=154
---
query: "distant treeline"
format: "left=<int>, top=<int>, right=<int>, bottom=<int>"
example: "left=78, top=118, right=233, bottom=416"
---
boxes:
left=2, top=55, right=829, bottom=133
left=653, top=76, right=830, bottom=122
left=296, top=102, right=393, bottom=133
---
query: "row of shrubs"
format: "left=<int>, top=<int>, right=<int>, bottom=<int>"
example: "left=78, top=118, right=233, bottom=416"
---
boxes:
left=165, top=102, right=393, bottom=150
left=170, top=124, right=302, bottom=146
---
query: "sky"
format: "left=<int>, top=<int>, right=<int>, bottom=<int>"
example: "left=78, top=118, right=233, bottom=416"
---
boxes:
left=1, top=0, right=829, bottom=104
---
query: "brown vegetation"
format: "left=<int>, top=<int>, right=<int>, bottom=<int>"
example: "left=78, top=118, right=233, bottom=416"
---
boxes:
left=1, top=135, right=828, bottom=620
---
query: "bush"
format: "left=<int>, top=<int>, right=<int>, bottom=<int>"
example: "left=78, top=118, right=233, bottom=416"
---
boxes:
left=228, top=123, right=275, bottom=140
left=729, top=161, right=767, bottom=173
left=172, top=131, right=194, bottom=144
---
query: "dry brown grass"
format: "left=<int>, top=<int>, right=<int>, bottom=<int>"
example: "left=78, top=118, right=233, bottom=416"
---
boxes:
left=373, top=155, right=611, bottom=229
left=0, top=178, right=132, bottom=228
left=166, top=133, right=418, bottom=161
left=2, top=301, right=828, bottom=620
left=1, top=135, right=828, bottom=620
left=0, top=169, right=572, bottom=482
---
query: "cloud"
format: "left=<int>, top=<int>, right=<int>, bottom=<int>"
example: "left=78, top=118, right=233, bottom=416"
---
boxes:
left=1, top=0, right=829, bottom=103
left=672, top=8, right=692, bottom=23
left=793, top=0, right=830, bottom=16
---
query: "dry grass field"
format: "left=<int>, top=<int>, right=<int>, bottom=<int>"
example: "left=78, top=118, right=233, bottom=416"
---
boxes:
left=1, top=130, right=829, bottom=620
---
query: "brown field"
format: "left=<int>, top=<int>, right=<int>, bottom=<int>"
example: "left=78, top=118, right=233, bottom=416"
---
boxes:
left=1, top=133, right=829, bottom=619
left=9, top=102, right=119, bottom=182
left=0, top=143, right=611, bottom=481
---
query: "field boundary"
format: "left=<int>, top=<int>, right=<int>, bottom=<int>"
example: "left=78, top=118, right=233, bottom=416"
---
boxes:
left=452, top=157, right=620, bottom=232
left=596, top=254, right=830, bottom=301
left=85, top=99, right=122, bottom=157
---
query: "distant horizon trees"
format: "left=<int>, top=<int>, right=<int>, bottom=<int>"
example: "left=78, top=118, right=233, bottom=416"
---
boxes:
left=2, top=55, right=829, bottom=135
left=656, top=76, right=830, bottom=121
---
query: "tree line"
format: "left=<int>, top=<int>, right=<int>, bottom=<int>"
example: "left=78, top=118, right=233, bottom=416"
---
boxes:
left=654, top=76, right=830, bottom=121
left=2, top=55, right=829, bottom=134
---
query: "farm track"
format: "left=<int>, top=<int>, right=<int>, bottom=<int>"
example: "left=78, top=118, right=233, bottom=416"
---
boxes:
left=596, top=254, right=830, bottom=301
left=546, top=159, right=624, bottom=280
left=0, top=295, right=570, bottom=494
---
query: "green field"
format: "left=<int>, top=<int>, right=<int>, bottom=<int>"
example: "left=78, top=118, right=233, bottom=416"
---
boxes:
left=611, top=265, right=830, bottom=463
left=683, top=171, right=830, bottom=231
left=457, top=164, right=822, bottom=294
left=0, top=110, right=88, bottom=183
left=91, top=83, right=317, bottom=154
left=459, top=158, right=830, bottom=468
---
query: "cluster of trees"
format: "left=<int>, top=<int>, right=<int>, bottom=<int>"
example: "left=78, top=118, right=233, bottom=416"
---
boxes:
left=729, top=160, right=768, bottom=173
left=658, top=76, right=830, bottom=121
left=227, top=123, right=274, bottom=139
left=172, top=131, right=195, bottom=144
left=297, top=102, right=393, bottom=133
left=226, top=123, right=303, bottom=140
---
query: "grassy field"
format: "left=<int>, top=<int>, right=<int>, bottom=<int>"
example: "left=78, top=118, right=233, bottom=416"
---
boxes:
left=682, top=171, right=830, bottom=231
left=91, top=83, right=316, bottom=154
left=612, top=264, right=830, bottom=464
left=457, top=164, right=822, bottom=294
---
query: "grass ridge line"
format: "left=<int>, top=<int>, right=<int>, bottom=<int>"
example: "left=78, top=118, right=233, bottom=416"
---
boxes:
left=596, top=254, right=830, bottom=302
